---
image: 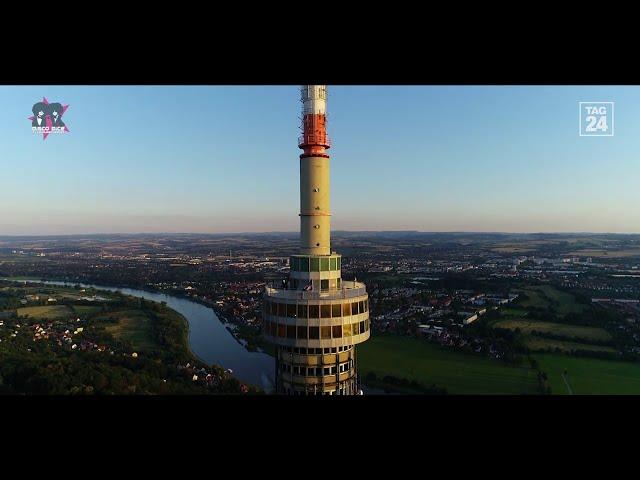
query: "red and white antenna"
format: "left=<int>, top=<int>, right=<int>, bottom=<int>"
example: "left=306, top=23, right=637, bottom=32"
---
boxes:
left=299, top=85, right=330, bottom=157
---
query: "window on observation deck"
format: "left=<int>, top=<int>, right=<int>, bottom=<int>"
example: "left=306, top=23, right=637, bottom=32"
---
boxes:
left=297, top=304, right=308, bottom=319
left=320, top=279, right=329, bottom=291
left=332, top=325, right=342, bottom=339
left=300, top=257, right=309, bottom=272
left=343, top=323, right=352, bottom=337
left=320, top=304, right=331, bottom=318
left=291, top=257, right=299, bottom=271
left=297, top=325, right=307, bottom=339
left=309, top=326, right=319, bottom=339
left=353, top=322, right=360, bottom=335
left=332, top=304, right=341, bottom=318
left=351, top=302, right=360, bottom=315
left=320, top=258, right=329, bottom=271
left=359, top=301, right=365, bottom=314
left=342, top=302, right=351, bottom=316
left=287, top=325, right=296, bottom=339
left=310, top=258, right=320, bottom=272
left=321, top=326, right=331, bottom=339
left=277, top=303, right=285, bottom=317
left=309, top=305, right=319, bottom=319
left=337, top=257, right=341, bottom=270
left=360, top=321, right=366, bottom=333
left=287, top=304, right=297, bottom=318
left=330, top=257, right=337, bottom=271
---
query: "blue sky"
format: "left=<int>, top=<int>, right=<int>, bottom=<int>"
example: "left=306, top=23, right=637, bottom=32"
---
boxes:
left=0, top=85, right=638, bottom=234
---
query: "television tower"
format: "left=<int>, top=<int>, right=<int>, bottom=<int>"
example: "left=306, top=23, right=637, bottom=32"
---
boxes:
left=263, top=85, right=370, bottom=395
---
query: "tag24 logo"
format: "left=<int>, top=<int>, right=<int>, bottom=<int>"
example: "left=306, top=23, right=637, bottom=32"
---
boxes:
left=579, top=102, right=613, bottom=136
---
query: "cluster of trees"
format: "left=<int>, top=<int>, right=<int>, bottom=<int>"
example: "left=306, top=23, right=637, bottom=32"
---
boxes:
left=527, top=357, right=551, bottom=394
left=536, top=371, right=552, bottom=394
left=0, top=348, right=246, bottom=395
left=468, top=313, right=528, bottom=364
left=0, top=288, right=251, bottom=395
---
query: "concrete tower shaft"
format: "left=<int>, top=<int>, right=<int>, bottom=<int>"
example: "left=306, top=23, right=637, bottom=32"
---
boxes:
left=300, top=156, right=331, bottom=255
left=299, top=85, right=331, bottom=256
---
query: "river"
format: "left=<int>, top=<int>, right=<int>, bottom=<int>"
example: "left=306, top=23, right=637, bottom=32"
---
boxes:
left=5, top=279, right=276, bottom=392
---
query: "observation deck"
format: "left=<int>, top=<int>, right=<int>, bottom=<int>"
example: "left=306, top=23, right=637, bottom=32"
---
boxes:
left=265, top=280, right=367, bottom=301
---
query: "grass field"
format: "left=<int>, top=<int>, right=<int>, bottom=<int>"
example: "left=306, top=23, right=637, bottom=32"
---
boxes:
left=534, top=354, right=640, bottom=394
left=523, top=337, right=616, bottom=354
left=493, top=319, right=611, bottom=342
left=72, top=305, right=103, bottom=316
left=500, top=307, right=527, bottom=317
left=358, top=335, right=538, bottom=394
left=517, top=289, right=547, bottom=309
left=17, top=305, right=72, bottom=320
left=516, top=285, right=587, bottom=316
left=99, top=309, right=156, bottom=351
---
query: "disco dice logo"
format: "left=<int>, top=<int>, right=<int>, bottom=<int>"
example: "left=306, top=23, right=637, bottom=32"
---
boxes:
left=29, top=97, right=70, bottom=140
left=579, top=102, right=613, bottom=136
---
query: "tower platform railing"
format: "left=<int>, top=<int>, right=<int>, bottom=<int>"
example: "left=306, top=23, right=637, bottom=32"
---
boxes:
left=265, top=281, right=367, bottom=300
left=298, top=134, right=331, bottom=148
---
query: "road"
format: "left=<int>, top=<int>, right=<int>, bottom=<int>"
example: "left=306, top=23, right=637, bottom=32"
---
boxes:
left=561, top=373, right=574, bottom=395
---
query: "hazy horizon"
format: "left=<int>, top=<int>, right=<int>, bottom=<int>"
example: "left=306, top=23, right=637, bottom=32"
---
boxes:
left=2, top=85, right=639, bottom=235
left=1, top=228, right=638, bottom=238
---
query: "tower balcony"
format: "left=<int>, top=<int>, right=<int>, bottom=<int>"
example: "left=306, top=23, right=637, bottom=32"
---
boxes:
left=298, top=133, right=331, bottom=149
left=265, top=280, right=367, bottom=301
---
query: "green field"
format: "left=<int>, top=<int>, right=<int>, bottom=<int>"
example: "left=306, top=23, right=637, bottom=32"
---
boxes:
left=72, top=305, right=103, bottom=316
left=490, top=285, right=617, bottom=356
left=17, top=305, right=72, bottom=320
left=358, top=335, right=538, bottom=394
left=500, top=307, right=527, bottom=318
left=100, top=309, right=156, bottom=351
left=524, top=337, right=616, bottom=354
left=516, top=285, right=587, bottom=316
left=516, top=288, right=550, bottom=309
left=534, top=354, right=640, bottom=394
left=493, top=319, right=611, bottom=342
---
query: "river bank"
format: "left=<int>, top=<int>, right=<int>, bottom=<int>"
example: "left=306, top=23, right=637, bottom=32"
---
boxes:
left=5, top=276, right=266, bottom=354
left=1, top=277, right=276, bottom=392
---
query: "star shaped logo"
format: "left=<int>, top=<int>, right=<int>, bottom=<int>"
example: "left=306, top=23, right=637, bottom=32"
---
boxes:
left=28, top=97, right=70, bottom=140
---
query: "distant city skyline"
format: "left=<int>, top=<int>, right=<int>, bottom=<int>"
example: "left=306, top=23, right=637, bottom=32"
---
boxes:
left=1, top=85, right=639, bottom=235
